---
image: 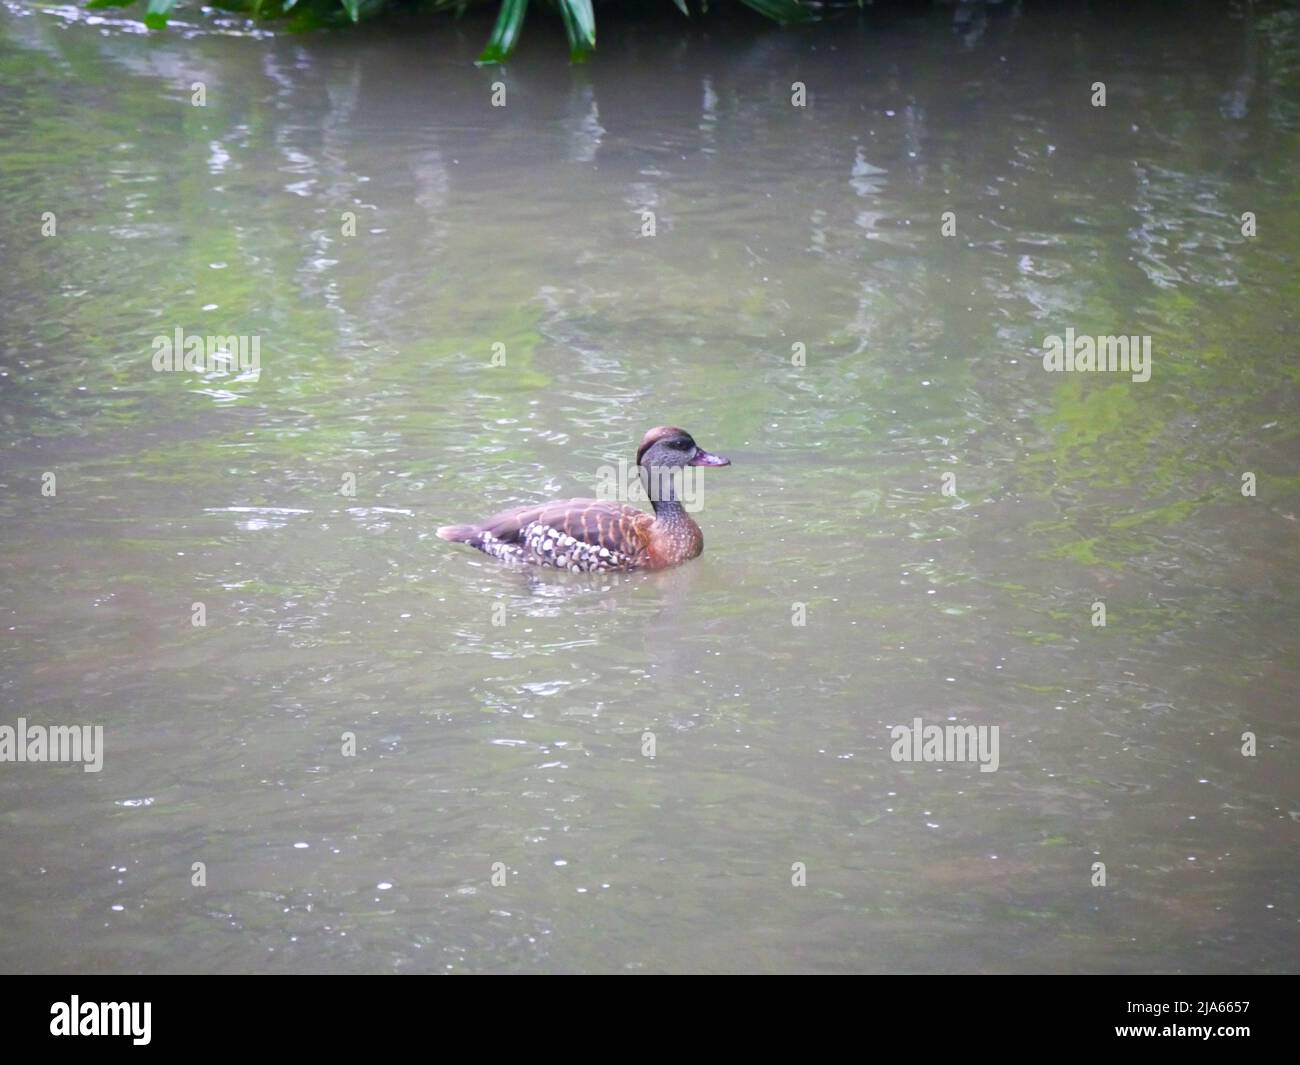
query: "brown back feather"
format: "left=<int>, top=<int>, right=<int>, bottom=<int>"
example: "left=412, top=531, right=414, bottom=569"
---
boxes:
left=477, top=498, right=653, bottom=557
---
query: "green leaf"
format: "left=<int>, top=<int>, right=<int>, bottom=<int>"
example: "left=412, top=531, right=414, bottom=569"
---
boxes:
left=738, top=0, right=813, bottom=25
left=143, top=0, right=176, bottom=28
left=670, top=0, right=689, bottom=14
left=85, top=0, right=137, bottom=8
left=557, top=0, right=596, bottom=62
left=477, top=0, right=529, bottom=64
left=340, top=0, right=361, bottom=21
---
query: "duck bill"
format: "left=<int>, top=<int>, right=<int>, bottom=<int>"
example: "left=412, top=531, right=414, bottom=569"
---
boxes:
left=688, top=449, right=730, bottom=467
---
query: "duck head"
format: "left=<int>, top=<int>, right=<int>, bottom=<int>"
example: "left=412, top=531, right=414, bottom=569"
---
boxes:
left=636, top=426, right=731, bottom=470
left=635, top=426, right=730, bottom=510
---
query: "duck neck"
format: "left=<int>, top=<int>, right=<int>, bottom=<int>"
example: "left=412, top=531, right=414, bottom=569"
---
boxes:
left=652, top=498, right=689, bottom=524
left=641, top=465, right=693, bottom=526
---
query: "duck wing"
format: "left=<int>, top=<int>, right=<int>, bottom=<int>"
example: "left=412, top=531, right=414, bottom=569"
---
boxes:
left=441, top=498, right=654, bottom=564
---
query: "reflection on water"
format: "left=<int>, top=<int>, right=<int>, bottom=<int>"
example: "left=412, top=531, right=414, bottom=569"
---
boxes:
left=0, top=1, right=1297, bottom=973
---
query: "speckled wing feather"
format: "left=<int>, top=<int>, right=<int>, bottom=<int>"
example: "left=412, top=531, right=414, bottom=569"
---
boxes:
left=478, top=498, right=654, bottom=558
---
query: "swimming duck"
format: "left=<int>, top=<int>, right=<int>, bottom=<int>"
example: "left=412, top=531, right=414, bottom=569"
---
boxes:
left=437, top=426, right=731, bottom=572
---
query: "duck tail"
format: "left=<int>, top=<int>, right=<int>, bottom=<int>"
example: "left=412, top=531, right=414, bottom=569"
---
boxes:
left=437, top=524, right=480, bottom=543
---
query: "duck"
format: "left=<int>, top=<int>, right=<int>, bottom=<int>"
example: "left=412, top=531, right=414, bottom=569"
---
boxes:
left=437, top=426, right=731, bottom=572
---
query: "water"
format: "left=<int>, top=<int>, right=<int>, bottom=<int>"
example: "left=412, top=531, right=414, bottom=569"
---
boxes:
left=0, top=1, right=1296, bottom=974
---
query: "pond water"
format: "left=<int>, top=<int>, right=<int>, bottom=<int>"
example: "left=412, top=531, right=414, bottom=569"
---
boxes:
left=0, top=1, right=1296, bottom=973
